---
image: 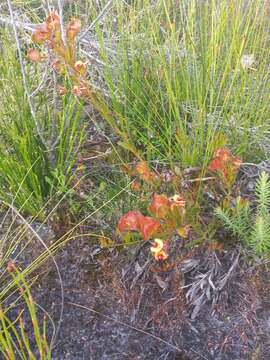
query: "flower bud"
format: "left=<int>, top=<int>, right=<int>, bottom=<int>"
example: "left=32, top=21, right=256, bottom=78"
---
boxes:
left=32, top=23, right=51, bottom=43
left=66, top=18, right=81, bottom=41
left=46, top=11, right=60, bottom=30
left=74, top=60, right=88, bottom=75
left=72, top=84, right=89, bottom=97
left=27, top=48, right=43, bottom=63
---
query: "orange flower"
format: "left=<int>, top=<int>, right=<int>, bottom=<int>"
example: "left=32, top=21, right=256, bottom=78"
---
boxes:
left=72, top=84, right=89, bottom=97
left=46, top=11, right=60, bottom=30
left=150, top=239, right=168, bottom=261
left=32, top=23, right=51, bottom=43
left=66, top=18, right=81, bottom=41
left=27, top=48, right=43, bottom=63
left=74, top=60, right=88, bottom=75
left=149, top=193, right=170, bottom=219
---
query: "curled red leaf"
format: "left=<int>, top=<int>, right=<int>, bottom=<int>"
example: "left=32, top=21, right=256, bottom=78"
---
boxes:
left=117, top=211, right=143, bottom=232
left=139, top=216, right=160, bottom=240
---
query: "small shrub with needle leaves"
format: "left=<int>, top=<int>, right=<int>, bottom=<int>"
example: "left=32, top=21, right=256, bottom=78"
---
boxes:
left=215, top=171, right=270, bottom=254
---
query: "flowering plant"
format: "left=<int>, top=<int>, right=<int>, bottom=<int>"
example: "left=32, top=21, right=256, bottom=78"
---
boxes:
left=28, top=11, right=90, bottom=98
left=117, top=191, right=190, bottom=261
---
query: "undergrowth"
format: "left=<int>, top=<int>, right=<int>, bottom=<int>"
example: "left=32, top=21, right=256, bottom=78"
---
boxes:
left=215, top=171, right=270, bottom=254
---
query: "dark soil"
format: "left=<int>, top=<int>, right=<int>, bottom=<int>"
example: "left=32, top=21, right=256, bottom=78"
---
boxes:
left=29, top=230, right=270, bottom=360
left=5, top=161, right=270, bottom=360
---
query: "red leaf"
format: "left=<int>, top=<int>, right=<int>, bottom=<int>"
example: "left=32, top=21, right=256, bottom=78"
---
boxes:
left=117, top=211, right=143, bottom=232
left=136, top=161, right=159, bottom=183
left=138, top=216, right=160, bottom=240
left=149, top=193, right=170, bottom=218
left=214, top=147, right=231, bottom=162
left=208, top=157, right=225, bottom=172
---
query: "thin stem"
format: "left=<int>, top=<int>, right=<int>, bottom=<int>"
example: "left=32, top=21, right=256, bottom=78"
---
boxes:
left=57, top=0, right=67, bottom=47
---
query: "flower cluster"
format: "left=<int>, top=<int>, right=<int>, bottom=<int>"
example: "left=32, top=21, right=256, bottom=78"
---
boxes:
left=117, top=192, right=190, bottom=261
left=28, top=11, right=90, bottom=98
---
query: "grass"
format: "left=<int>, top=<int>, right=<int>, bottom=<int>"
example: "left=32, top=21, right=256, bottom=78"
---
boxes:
left=95, top=0, right=270, bottom=166
left=0, top=29, right=85, bottom=215
left=0, top=265, right=52, bottom=360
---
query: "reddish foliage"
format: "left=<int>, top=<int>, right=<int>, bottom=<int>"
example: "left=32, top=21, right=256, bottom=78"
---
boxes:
left=66, top=18, right=82, bottom=41
left=135, top=161, right=159, bottom=183
left=117, top=211, right=143, bottom=232
left=208, top=147, right=242, bottom=183
left=117, top=211, right=160, bottom=240
left=214, top=147, right=231, bottom=161
left=208, top=157, right=226, bottom=172
left=149, top=193, right=170, bottom=219
left=139, top=216, right=160, bottom=240
left=27, top=48, right=43, bottom=63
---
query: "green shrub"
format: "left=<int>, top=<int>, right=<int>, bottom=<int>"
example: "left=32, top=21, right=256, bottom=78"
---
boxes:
left=215, top=171, right=270, bottom=254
